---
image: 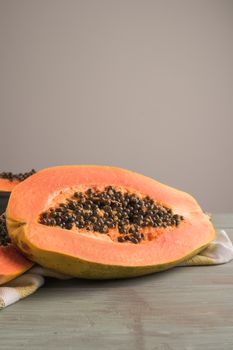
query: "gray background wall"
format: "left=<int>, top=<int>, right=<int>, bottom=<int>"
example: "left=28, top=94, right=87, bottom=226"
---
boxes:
left=0, top=0, right=232, bottom=212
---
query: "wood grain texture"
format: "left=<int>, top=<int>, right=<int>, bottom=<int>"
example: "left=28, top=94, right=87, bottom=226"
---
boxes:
left=0, top=214, right=233, bottom=350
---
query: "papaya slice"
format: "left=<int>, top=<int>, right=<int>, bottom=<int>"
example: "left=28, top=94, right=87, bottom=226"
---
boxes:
left=0, top=214, right=33, bottom=285
left=0, top=180, right=18, bottom=192
left=0, top=171, right=36, bottom=284
left=6, top=165, right=215, bottom=279
left=0, top=170, right=36, bottom=192
left=0, top=170, right=36, bottom=214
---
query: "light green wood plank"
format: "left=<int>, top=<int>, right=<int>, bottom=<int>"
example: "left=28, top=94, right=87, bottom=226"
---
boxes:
left=0, top=219, right=233, bottom=350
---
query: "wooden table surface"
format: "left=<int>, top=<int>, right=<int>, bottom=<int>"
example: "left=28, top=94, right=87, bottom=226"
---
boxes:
left=1, top=214, right=233, bottom=350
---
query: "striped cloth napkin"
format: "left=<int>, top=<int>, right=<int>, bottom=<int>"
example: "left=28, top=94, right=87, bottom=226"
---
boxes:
left=1, top=229, right=233, bottom=310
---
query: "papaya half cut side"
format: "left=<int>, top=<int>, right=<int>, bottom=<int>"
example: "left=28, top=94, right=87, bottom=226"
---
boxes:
left=0, top=169, right=36, bottom=192
left=0, top=178, right=19, bottom=192
left=0, top=245, right=33, bottom=285
left=6, top=165, right=216, bottom=279
left=0, top=215, right=33, bottom=285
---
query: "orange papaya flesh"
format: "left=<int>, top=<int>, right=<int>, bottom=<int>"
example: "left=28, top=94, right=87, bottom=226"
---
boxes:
left=0, top=214, right=33, bottom=285
left=0, top=179, right=19, bottom=192
left=6, top=165, right=216, bottom=279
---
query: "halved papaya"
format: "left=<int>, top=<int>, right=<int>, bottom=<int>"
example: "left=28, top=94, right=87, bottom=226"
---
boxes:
left=0, top=170, right=36, bottom=192
left=0, top=180, right=19, bottom=192
left=0, top=214, right=33, bottom=285
left=0, top=170, right=36, bottom=284
left=0, top=170, right=36, bottom=214
left=6, top=165, right=215, bottom=279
